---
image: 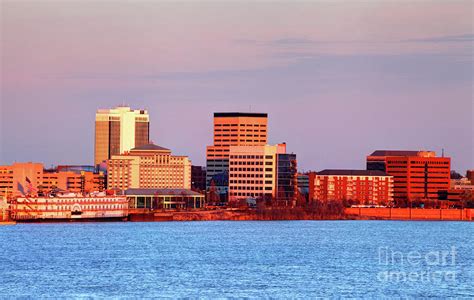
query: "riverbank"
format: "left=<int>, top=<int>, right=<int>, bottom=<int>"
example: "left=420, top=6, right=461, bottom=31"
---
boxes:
left=0, top=221, right=16, bottom=225
left=4, top=208, right=473, bottom=223
left=129, top=208, right=347, bottom=222
left=345, top=207, right=474, bottom=221
left=128, top=207, right=474, bottom=222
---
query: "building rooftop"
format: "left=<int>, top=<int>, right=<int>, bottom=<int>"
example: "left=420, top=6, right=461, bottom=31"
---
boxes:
left=317, top=169, right=389, bottom=176
left=130, top=143, right=170, bottom=152
left=214, top=112, right=268, bottom=118
left=369, top=150, right=422, bottom=157
left=125, top=188, right=204, bottom=196
left=96, top=106, right=148, bottom=114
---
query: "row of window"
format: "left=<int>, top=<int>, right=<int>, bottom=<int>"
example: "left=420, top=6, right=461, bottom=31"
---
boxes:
left=230, top=173, right=272, bottom=178
left=230, top=186, right=273, bottom=191
left=215, top=140, right=265, bottom=143
left=324, top=178, right=389, bottom=181
left=234, top=156, right=263, bottom=160
left=230, top=162, right=264, bottom=168
left=215, top=129, right=266, bottom=133
left=19, top=204, right=125, bottom=210
left=230, top=161, right=273, bottom=166
left=230, top=180, right=273, bottom=184
left=215, top=140, right=266, bottom=144
left=207, top=149, right=230, bottom=152
left=214, top=134, right=266, bottom=142
left=387, top=161, right=449, bottom=165
left=229, top=168, right=274, bottom=172
left=215, top=124, right=266, bottom=127
left=408, top=161, right=449, bottom=165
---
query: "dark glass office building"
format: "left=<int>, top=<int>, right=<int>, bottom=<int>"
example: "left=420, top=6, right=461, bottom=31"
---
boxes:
left=276, top=153, right=298, bottom=201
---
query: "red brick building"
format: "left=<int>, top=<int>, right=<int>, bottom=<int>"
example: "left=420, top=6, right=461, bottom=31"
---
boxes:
left=308, top=170, right=394, bottom=205
left=367, top=150, right=450, bottom=205
left=0, top=162, right=105, bottom=199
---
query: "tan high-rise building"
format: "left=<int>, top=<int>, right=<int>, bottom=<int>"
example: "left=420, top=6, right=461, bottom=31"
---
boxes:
left=206, top=112, right=268, bottom=199
left=94, top=106, right=150, bottom=165
left=107, top=143, right=191, bottom=190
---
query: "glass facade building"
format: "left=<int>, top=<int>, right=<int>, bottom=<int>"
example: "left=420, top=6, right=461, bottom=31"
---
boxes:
left=276, top=154, right=298, bottom=201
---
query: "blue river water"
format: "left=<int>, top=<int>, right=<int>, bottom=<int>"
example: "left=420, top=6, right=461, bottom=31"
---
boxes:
left=0, top=221, right=473, bottom=298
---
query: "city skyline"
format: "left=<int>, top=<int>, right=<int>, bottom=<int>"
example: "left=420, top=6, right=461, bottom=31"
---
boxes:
left=1, top=1, right=473, bottom=172
left=0, top=104, right=471, bottom=173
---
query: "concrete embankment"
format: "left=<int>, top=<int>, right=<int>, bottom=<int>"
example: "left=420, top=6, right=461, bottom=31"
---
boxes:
left=345, top=207, right=474, bottom=221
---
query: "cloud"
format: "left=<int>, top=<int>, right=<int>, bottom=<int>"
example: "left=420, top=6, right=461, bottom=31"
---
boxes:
left=233, top=38, right=262, bottom=45
left=268, top=37, right=317, bottom=46
left=236, top=34, right=474, bottom=49
left=402, top=34, right=474, bottom=43
left=60, top=52, right=472, bottom=90
left=235, top=37, right=367, bottom=47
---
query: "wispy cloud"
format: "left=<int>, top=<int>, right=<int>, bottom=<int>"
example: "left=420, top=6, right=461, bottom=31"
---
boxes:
left=268, top=37, right=317, bottom=46
left=235, top=37, right=365, bottom=47
left=402, top=34, right=474, bottom=43
left=60, top=52, right=472, bottom=86
left=236, top=34, right=474, bottom=48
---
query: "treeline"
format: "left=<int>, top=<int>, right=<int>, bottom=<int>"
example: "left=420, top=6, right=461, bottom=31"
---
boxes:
left=227, top=196, right=347, bottom=220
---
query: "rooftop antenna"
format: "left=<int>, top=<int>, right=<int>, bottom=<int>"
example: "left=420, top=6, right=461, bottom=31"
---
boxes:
left=249, top=105, right=252, bottom=112
left=442, top=148, right=444, bottom=157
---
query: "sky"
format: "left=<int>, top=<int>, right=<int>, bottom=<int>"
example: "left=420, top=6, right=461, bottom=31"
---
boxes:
left=1, top=1, right=473, bottom=172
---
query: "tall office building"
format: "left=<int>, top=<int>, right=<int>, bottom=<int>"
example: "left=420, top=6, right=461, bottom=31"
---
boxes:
left=276, top=153, right=298, bottom=201
left=191, top=166, right=207, bottom=192
left=94, top=106, right=150, bottom=165
left=367, top=150, right=450, bottom=205
left=206, top=112, right=268, bottom=200
left=228, top=143, right=297, bottom=202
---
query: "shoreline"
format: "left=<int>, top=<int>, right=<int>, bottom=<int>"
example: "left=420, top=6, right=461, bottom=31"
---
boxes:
left=4, top=208, right=473, bottom=223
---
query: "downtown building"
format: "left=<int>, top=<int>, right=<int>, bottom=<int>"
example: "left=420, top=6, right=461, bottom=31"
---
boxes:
left=0, top=162, right=105, bottom=199
left=191, top=166, right=207, bottom=192
left=297, top=173, right=310, bottom=198
left=94, top=106, right=150, bottom=166
left=366, top=150, right=450, bottom=205
left=228, top=143, right=297, bottom=202
left=206, top=112, right=268, bottom=200
left=107, top=143, right=191, bottom=191
left=308, top=170, right=394, bottom=206
left=467, top=170, right=474, bottom=185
